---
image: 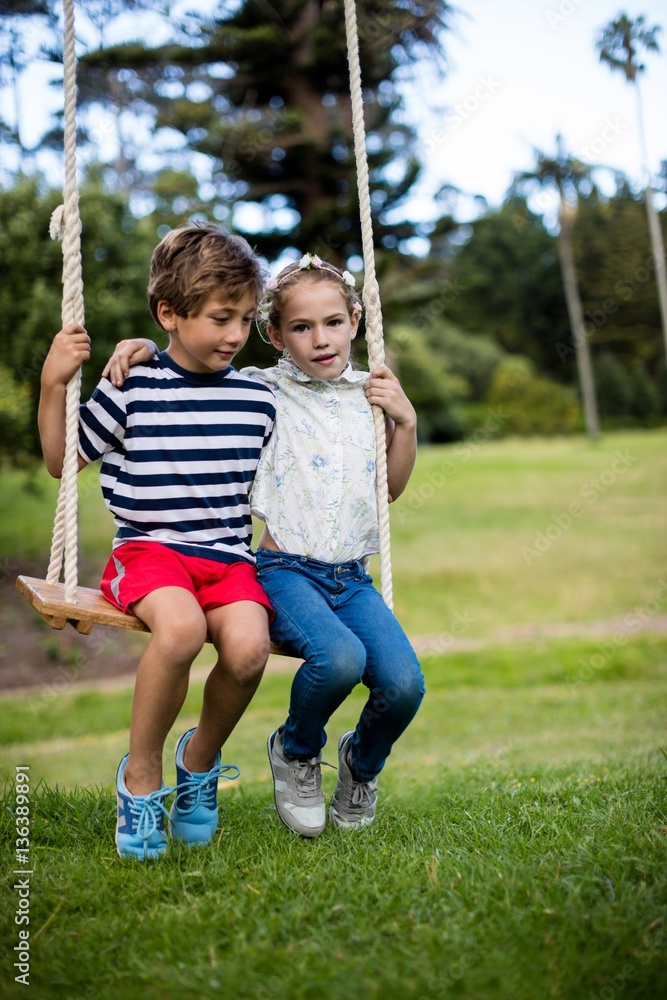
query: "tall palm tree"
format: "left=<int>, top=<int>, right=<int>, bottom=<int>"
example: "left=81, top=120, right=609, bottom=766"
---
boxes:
left=512, top=139, right=600, bottom=439
left=597, top=13, right=667, bottom=363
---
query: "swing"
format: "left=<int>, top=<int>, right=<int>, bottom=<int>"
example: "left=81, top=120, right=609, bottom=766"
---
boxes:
left=16, top=0, right=393, bottom=643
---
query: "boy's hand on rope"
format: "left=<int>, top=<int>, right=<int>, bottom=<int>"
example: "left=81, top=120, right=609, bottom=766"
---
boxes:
left=42, top=323, right=91, bottom=386
left=364, top=365, right=417, bottom=429
left=102, top=338, right=158, bottom=387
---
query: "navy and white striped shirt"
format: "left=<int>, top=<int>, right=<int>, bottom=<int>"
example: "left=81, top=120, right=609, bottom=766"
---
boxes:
left=78, top=351, right=275, bottom=565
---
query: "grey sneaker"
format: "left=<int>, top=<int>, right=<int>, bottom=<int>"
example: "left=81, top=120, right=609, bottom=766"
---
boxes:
left=329, top=731, right=378, bottom=830
left=267, top=728, right=326, bottom=837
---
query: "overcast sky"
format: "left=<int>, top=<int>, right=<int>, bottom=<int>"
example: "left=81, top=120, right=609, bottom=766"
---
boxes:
left=403, top=0, right=667, bottom=224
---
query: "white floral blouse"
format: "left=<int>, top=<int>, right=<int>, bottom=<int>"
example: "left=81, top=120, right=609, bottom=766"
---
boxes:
left=244, top=358, right=379, bottom=563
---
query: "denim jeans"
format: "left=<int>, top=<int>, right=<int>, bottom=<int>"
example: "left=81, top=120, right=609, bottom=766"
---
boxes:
left=256, top=549, right=425, bottom=782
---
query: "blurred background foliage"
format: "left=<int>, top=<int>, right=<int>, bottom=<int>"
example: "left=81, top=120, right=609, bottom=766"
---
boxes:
left=1, top=0, right=666, bottom=463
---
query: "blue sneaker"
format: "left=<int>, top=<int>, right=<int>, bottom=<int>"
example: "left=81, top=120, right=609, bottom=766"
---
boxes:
left=115, top=754, right=174, bottom=860
left=170, top=728, right=240, bottom=845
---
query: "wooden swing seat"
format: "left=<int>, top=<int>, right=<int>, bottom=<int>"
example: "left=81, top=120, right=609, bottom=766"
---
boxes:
left=17, top=575, right=159, bottom=636
left=16, top=575, right=287, bottom=653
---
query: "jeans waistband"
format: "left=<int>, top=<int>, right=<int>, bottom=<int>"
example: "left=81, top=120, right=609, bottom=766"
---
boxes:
left=256, top=548, right=367, bottom=575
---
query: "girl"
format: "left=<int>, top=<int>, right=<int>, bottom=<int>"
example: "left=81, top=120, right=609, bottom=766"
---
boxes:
left=105, top=254, right=425, bottom=838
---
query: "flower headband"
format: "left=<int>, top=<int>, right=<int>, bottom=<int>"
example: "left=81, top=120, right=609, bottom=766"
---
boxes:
left=266, top=253, right=357, bottom=292
left=258, top=252, right=362, bottom=330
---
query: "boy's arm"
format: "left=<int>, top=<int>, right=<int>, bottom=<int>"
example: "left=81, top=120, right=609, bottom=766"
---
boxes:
left=102, top=338, right=158, bottom=387
left=364, top=365, right=417, bottom=501
left=39, top=323, right=91, bottom=478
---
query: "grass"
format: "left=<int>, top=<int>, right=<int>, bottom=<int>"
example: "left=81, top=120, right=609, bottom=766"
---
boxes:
left=1, top=635, right=666, bottom=999
left=3, top=428, right=667, bottom=636
left=388, top=428, right=667, bottom=635
left=1, top=429, right=666, bottom=998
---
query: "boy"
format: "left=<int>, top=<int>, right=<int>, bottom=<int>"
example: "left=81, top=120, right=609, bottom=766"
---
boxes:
left=39, top=224, right=276, bottom=859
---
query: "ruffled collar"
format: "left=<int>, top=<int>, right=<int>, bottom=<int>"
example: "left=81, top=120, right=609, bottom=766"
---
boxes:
left=275, top=356, right=368, bottom=386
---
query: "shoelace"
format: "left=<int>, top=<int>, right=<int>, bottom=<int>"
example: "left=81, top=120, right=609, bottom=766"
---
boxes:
left=174, top=763, right=240, bottom=815
left=128, top=786, right=176, bottom=841
left=346, top=780, right=375, bottom=814
left=293, top=758, right=335, bottom=800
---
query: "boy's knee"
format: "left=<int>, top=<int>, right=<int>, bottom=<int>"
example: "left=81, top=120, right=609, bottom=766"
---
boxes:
left=151, top=609, right=207, bottom=660
left=225, top=633, right=270, bottom=686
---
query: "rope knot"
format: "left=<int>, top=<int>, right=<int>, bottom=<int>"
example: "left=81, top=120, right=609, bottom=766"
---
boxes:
left=49, top=205, right=66, bottom=241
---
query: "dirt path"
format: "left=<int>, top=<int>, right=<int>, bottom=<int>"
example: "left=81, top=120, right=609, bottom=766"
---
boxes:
left=3, top=563, right=666, bottom=699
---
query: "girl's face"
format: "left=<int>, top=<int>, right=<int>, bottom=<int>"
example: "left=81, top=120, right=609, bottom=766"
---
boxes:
left=267, top=281, right=359, bottom=381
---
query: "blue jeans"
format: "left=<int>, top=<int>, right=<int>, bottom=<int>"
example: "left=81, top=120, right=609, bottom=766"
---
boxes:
left=256, top=549, right=425, bottom=782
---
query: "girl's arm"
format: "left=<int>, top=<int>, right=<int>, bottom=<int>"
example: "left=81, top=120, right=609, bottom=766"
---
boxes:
left=364, top=365, right=417, bottom=501
left=39, top=323, right=91, bottom=478
left=102, top=338, right=158, bottom=387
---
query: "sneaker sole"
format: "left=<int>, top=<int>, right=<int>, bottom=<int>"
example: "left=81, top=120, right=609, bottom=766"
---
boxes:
left=266, top=731, right=325, bottom=839
left=115, top=832, right=168, bottom=860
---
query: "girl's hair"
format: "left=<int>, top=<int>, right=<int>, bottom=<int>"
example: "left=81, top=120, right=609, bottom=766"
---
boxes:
left=148, top=222, right=264, bottom=326
left=258, top=256, right=362, bottom=342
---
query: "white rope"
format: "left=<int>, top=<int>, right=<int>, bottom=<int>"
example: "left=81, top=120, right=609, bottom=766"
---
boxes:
left=46, top=0, right=84, bottom=604
left=342, top=0, right=393, bottom=609
left=44, top=0, right=391, bottom=611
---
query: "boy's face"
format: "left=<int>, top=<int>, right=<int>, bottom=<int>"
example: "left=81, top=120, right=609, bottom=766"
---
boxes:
left=267, top=283, right=359, bottom=382
left=158, top=289, right=257, bottom=374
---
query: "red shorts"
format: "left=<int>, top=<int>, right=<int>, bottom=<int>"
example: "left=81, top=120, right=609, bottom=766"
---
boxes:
left=100, top=542, right=273, bottom=620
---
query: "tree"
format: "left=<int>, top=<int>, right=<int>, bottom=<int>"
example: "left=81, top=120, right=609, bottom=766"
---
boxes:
left=0, top=1, right=57, bottom=175
left=596, top=12, right=667, bottom=364
left=511, top=139, right=600, bottom=439
left=70, top=0, right=455, bottom=263
left=445, top=197, right=570, bottom=379
left=0, top=172, right=159, bottom=457
left=569, top=182, right=665, bottom=372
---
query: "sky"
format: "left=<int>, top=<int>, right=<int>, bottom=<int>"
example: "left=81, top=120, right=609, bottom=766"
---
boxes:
left=403, top=0, right=667, bottom=225
left=2, top=0, right=666, bottom=232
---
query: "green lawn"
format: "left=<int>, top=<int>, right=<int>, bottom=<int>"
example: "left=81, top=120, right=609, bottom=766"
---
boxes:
left=1, top=635, right=666, bottom=1000
left=3, top=428, right=667, bottom=637
left=1, top=429, right=666, bottom=998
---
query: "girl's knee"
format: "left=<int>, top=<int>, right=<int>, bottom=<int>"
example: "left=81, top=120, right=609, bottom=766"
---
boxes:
left=321, top=636, right=366, bottom=690
left=379, top=665, right=425, bottom=715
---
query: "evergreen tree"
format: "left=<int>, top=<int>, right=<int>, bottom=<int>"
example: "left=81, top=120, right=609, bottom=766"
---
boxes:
left=594, top=351, right=633, bottom=419
left=73, top=0, right=455, bottom=262
left=629, top=362, right=660, bottom=420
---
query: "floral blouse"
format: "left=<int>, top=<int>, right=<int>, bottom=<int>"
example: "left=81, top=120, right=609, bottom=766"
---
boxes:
left=244, top=358, right=379, bottom=563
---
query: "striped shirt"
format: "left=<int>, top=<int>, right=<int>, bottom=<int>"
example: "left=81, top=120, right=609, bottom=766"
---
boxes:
left=78, top=351, right=275, bottom=565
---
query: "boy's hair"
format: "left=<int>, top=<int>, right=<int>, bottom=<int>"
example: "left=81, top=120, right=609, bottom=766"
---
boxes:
left=147, top=222, right=265, bottom=326
left=258, top=257, right=362, bottom=342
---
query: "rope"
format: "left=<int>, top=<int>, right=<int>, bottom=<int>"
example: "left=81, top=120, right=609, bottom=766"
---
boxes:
left=46, top=0, right=85, bottom=604
left=43, top=0, right=392, bottom=612
left=342, top=0, right=393, bottom=609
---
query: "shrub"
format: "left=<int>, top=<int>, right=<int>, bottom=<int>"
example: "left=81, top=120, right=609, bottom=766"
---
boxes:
left=484, top=357, right=581, bottom=435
